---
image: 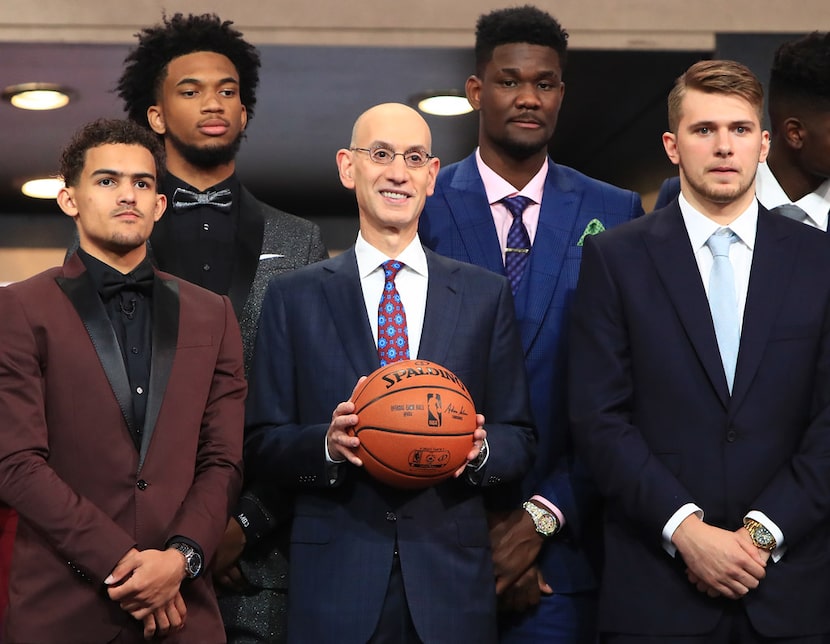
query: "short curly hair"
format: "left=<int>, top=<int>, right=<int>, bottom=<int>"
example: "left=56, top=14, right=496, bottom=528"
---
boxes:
left=117, top=13, right=261, bottom=125
left=474, top=5, right=569, bottom=77
left=769, top=32, right=830, bottom=121
left=60, top=118, right=166, bottom=187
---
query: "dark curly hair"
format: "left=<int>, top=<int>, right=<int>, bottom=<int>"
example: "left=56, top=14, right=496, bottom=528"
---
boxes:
left=117, top=13, right=261, bottom=125
left=769, top=32, right=830, bottom=121
left=60, top=119, right=166, bottom=187
left=474, top=5, right=569, bottom=77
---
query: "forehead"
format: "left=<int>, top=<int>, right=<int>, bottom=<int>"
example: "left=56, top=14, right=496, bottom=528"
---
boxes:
left=355, top=112, right=431, bottom=150
left=164, top=51, right=240, bottom=83
left=82, top=144, right=156, bottom=176
left=678, top=89, right=761, bottom=126
left=485, top=43, right=562, bottom=76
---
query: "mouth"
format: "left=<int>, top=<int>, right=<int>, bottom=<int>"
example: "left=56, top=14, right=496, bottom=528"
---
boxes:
left=198, top=118, right=231, bottom=136
left=380, top=190, right=411, bottom=202
left=509, top=115, right=544, bottom=128
left=708, top=166, right=739, bottom=177
left=113, top=210, right=141, bottom=220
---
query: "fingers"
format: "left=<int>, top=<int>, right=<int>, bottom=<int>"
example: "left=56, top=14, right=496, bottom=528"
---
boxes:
left=143, top=614, right=156, bottom=640
left=348, top=376, right=368, bottom=401
left=105, top=548, right=140, bottom=586
left=537, top=569, right=553, bottom=595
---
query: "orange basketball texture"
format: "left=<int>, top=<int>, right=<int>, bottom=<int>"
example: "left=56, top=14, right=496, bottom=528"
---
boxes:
left=350, top=360, right=477, bottom=489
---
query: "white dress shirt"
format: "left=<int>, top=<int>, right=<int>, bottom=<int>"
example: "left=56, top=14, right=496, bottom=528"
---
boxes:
left=756, top=161, right=830, bottom=231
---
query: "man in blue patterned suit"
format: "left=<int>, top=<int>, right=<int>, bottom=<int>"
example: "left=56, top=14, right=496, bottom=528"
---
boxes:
left=420, top=6, right=643, bottom=643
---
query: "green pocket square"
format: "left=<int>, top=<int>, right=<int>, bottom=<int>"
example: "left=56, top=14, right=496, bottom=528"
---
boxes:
left=577, top=218, right=606, bottom=246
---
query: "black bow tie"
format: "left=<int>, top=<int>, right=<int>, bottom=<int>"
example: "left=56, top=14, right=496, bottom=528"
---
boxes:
left=172, top=187, right=233, bottom=212
left=99, top=263, right=155, bottom=301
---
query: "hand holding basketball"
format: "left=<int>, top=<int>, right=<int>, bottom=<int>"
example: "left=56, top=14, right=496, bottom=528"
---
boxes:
left=326, top=377, right=366, bottom=466
left=454, top=416, right=486, bottom=478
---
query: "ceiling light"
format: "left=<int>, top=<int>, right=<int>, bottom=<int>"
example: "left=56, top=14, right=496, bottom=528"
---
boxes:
left=21, top=178, right=63, bottom=199
left=413, top=91, right=473, bottom=117
left=3, top=83, right=73, bottom=111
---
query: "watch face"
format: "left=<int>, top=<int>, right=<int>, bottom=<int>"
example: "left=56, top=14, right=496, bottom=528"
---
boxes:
left=537, top=514, right=557, bottom=535
left=755, top=529, right=774, bottom=547
left=187, top=552, right=203, bottom=577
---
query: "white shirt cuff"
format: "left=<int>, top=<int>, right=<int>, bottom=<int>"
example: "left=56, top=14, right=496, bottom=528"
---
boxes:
left=663, top=503, right=703, bottom=557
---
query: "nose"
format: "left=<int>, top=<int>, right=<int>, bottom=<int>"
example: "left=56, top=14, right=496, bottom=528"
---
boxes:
left=385, top=154, right=409, bottom=182
left=118, top=184, right=137, bottom=205
left=714, top=129, right=733, bottom=156
left=515, top=83, right=542, bottom=110
left=202, top=92, right=223, bottom=113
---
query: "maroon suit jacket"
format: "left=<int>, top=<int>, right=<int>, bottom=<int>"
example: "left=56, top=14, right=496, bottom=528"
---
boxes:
left=0, top=253, right=245, bottom=643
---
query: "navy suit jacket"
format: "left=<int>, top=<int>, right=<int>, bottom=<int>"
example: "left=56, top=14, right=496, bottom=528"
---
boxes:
left=420, top=154, right=643, bottom=594
left=570, top=203, right=830, bottom=637
left=244, top=246, right=535, bottom=644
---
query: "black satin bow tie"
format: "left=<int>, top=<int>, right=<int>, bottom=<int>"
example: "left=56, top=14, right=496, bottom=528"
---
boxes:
left=172, top=187, right=233, bottom=212
left=99, top=263, right=155, bottom=301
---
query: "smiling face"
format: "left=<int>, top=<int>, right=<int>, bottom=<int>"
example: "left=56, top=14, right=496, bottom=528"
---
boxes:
left=58, top=143, right=166, bottom=268
left=147, top=51, right=247, bottom=171
left=663, top=89, right=769, bottom=221
left=336, top=104, right=439, bottom=253
left=467, top=43, right=564, bottom=165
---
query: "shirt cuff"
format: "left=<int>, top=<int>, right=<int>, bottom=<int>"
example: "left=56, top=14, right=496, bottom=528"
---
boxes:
left=529, top=494, right=566, bottom=529
left=662, top=503, right=703, bottom=557
left=745, top=510, right=786, bottom=562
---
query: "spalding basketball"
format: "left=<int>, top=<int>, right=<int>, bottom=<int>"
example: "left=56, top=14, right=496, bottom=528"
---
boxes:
left=349, top=359, right=476, bottom=489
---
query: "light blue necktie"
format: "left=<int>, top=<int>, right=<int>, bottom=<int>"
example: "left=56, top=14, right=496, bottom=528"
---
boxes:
left=706, top=228, right=740, bottom=392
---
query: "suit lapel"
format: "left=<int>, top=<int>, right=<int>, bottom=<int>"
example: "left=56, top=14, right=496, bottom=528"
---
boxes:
left=139, top=275, right=180, bottom=471
left=227, top=187, right=265, bottom=319
left=322, top=249, right=378, bottom=376
left=730, top=211, right=794, bottom=409
left=643, top=206, right=731, bottom=406
left=419, top=250, right=462, bottom=363
left=56, top=257, right=137, bottom=438
left=446, top=156, right=506, bottom=275
left=515, top=160, right=582, bottom=353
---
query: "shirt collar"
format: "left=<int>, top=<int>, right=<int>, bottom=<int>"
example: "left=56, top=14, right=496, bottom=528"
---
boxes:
left=679, top=192, right=758, bottom=252
left=756, top=161, right=830, bottom=230
left=474, top=147, right=547, bottom=205
left=355, top=232, right=428, bottom=279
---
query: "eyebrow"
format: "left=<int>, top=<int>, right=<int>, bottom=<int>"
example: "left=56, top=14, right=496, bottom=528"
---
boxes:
left=90, top=169, right=156, bottom=181
left=175, top=76, right=239, bottom=87
left=366, top=141, right=428, bottom=152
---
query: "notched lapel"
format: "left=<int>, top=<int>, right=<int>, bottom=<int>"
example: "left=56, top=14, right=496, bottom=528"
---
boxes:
left=56, top=274, right=137, bottom=437
left=730, top=216, right=794, bottom=409
left=139, top=276, right=179, bottom=471
left=419, top=252, right=462, bottom=363
left=643, top=210, right=731, bottom=406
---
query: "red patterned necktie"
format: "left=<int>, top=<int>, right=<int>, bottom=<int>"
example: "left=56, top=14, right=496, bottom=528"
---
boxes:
left=503, top=195, right=533, bottom=294
left=377, top=260, right=410, bottom=366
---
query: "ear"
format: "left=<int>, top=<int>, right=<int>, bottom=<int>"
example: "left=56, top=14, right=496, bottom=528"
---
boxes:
left=56, top=186, right=79, bottom=218
left=336, top=148, right=355, bottom=189
left=662, top=131, right=680, bottom=166
left=465, top=75, right=483, bottom=111
left=147, top=105, right=166, bottom=135
left=153, top=193, right=167, bottom=223
left=424, top=156, right=440, bottom=197
left=240, top=104, right=248, bottom=132
left=782, top=117, right=805, bottom=150
left=758, top=129, right=771, bottom=164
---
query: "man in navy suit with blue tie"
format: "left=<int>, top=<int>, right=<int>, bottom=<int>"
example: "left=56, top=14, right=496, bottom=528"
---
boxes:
left=245, top=103, right=535, bottom=643
left=420, top=6, right=643, bottom=642
left=571, top=60, right=830, bottom=642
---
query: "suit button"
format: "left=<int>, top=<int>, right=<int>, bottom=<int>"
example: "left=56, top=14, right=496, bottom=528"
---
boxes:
left=136, top=479, right=148, bottom=490
left=386, top=512, right=397, bottom=522
left=726, top=430, right=737, bottom=443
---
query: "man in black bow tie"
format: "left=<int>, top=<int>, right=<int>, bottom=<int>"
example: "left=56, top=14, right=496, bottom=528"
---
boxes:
left=0, top=118, right=246, bottom=643
left=114, top=13, right=328, bottom=643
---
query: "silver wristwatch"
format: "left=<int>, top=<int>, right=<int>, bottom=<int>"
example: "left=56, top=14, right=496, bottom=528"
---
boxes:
left=522, top=501, right=559, bottom=537
left=171, top=542, right=203, bottom=579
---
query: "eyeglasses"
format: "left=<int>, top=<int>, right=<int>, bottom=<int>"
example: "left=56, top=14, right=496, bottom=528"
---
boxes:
left=350, top=146, right=435, bottom=169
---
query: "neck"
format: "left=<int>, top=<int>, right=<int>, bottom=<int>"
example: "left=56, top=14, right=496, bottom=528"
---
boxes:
left=478, top=144, right=547, bottom=191
left=767, top=144, right=824, bottom=203
left=164, top=144, right=235, bottom=191
left=361, top=224, right=418, bottom=259
left=79, top=243, right=148, bottom=275
left=681, top=184, right=757, bottom=227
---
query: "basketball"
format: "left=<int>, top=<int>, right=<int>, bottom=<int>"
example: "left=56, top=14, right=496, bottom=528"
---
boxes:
left=349, top=359, right=477, bottom=489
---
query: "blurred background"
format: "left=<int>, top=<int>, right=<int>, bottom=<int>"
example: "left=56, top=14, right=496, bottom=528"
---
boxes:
left=0, top=0, right=822, bottom=282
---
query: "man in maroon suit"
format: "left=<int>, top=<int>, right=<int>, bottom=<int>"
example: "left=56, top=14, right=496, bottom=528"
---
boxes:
left=0, top=118, right=245, bottom=643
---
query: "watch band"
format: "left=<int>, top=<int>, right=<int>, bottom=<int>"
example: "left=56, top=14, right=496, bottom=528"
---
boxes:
left=522, top=500, right=559, bottom=537
left=743, top=518, right=776, bottom=551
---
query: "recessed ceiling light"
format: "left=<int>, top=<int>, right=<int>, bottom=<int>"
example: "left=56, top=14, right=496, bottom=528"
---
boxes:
left=21, top=178, right=63, bottom=199
left=413, top=91, right=474, bottom=117
left=3, top=83, right=73, bottom=111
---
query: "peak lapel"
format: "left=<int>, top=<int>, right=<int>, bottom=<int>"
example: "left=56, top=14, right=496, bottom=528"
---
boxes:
left=139, top=276, right=179, bottom=471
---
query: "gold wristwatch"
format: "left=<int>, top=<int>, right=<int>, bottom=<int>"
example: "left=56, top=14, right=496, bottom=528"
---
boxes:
left=743, top=518, right=776, bottom=551
left=522, top=501, right=559, bottom=537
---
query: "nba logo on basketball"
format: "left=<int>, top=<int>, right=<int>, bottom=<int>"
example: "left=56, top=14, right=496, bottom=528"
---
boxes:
left=427, top=393, right=442, bottom=427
